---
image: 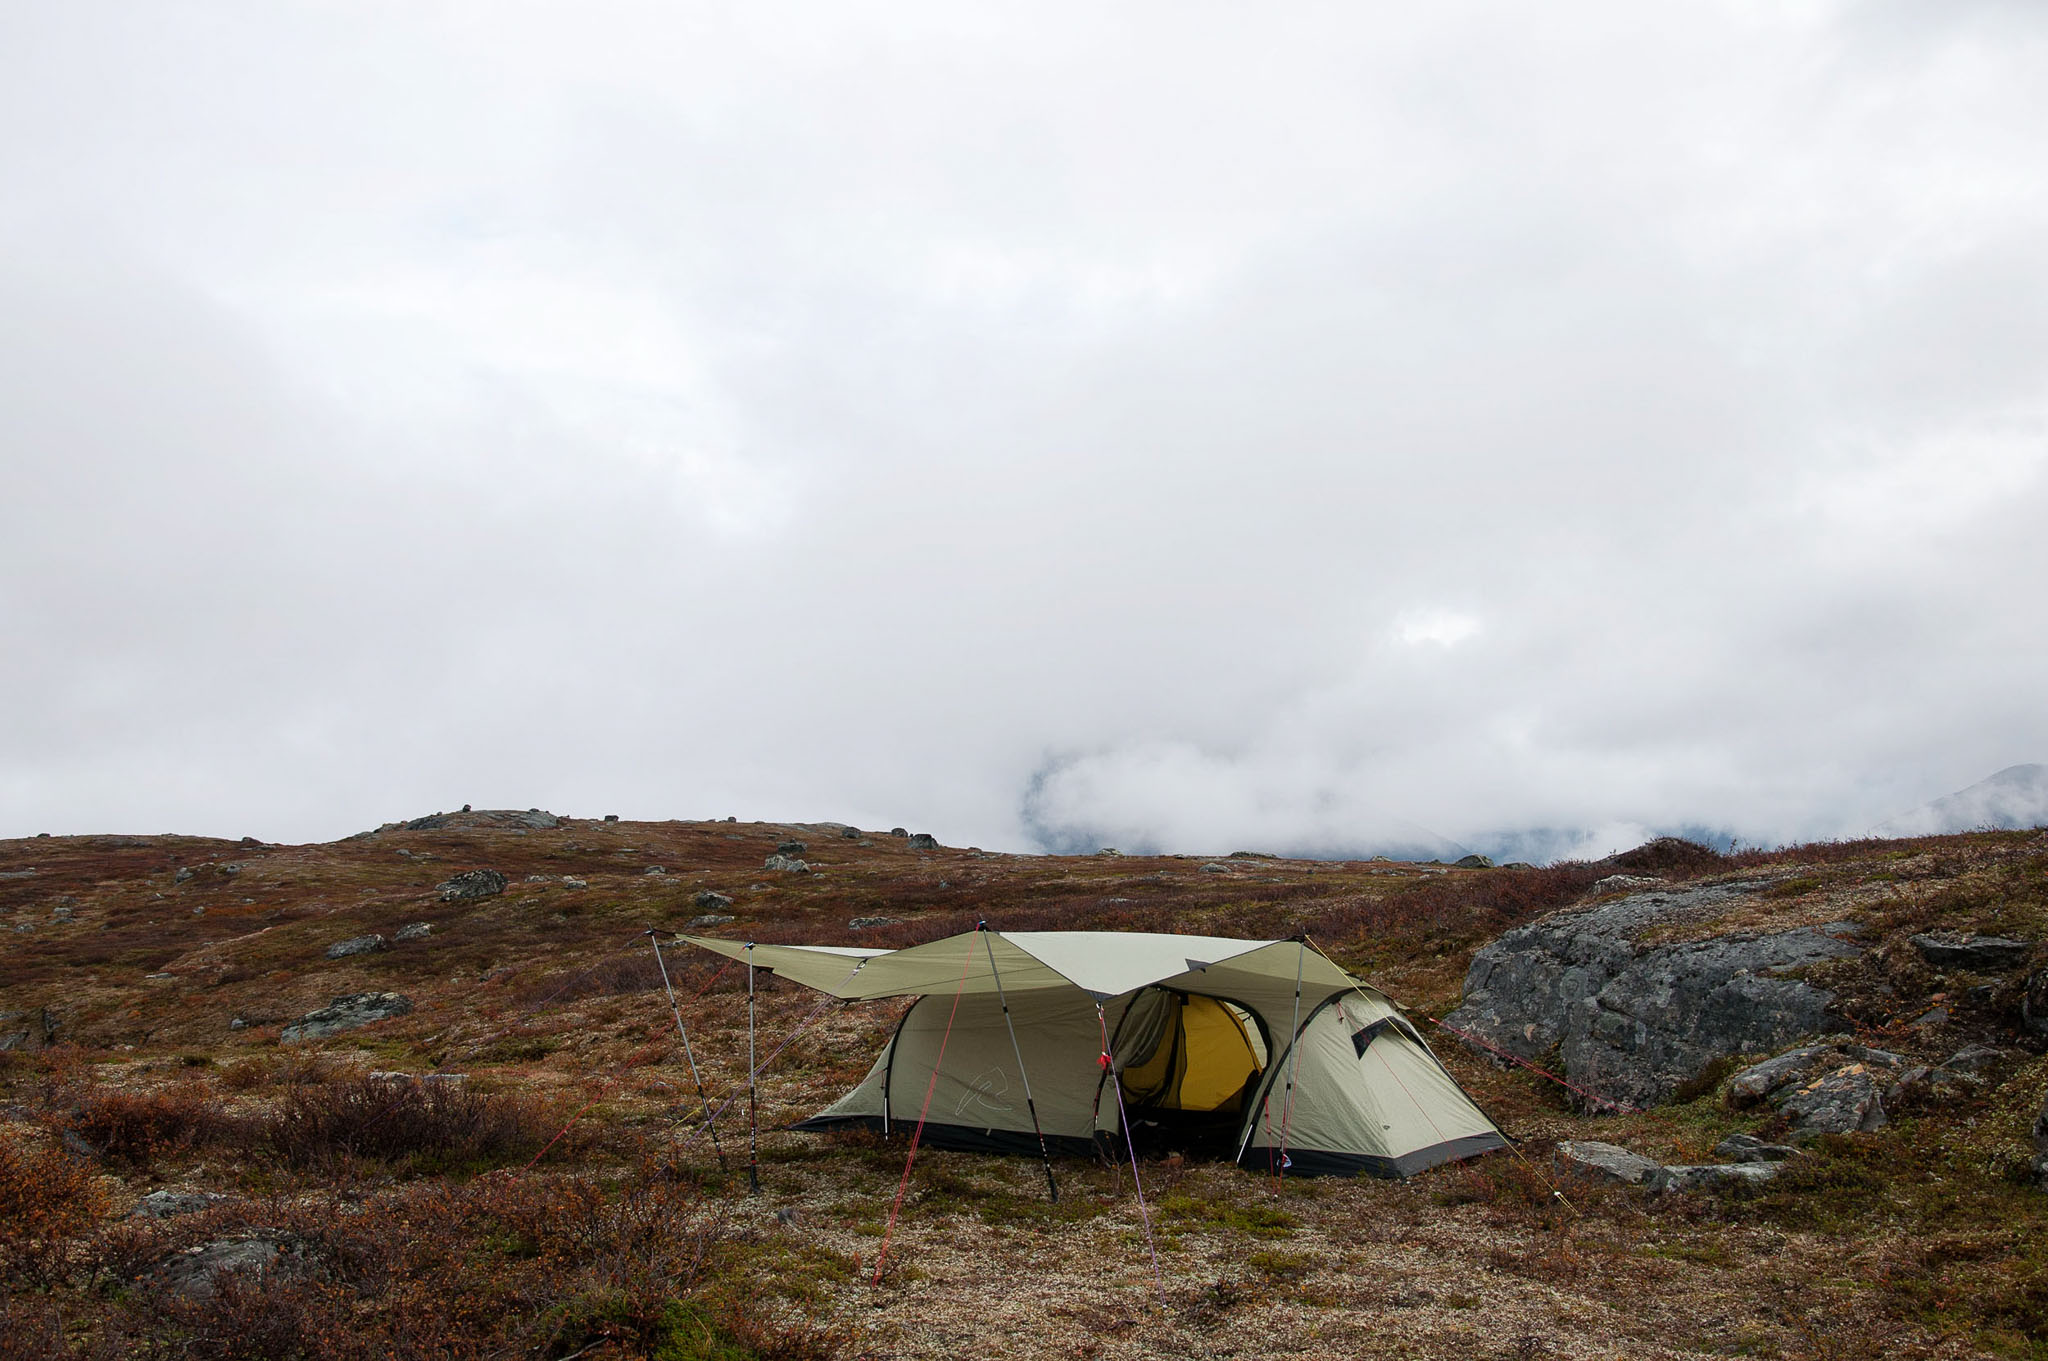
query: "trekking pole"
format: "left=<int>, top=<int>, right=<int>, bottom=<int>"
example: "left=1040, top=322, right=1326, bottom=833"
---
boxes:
left=745, top=943, right=760, bottom=1195
left=980, top=921, right=1059, bottom=1202
left=648, top=931, right=727, bottom=1171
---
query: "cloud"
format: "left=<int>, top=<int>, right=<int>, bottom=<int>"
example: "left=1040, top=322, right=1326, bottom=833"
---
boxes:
left=2, top=2, right=2046, bottom=857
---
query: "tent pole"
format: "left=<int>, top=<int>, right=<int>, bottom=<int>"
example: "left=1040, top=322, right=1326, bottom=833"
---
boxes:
left=1275, top=938, right=1306, bottom=1187
left=980, top=921, right=1059, bottom=1203
left=649, top=932, right=727, bottom=1171
left=745, top=943, right=760, bottom=1195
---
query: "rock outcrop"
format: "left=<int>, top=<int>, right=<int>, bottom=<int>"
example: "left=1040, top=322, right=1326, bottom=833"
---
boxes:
left=325, top=934, right=387, bottom=959
left=1443, top=879, right=1861, bottom=1109
left=280, top=992, right=413, bottom=1043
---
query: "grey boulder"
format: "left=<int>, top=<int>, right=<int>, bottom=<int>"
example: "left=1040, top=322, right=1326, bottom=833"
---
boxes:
left=324, top=934, right=387, bottom=959
left=907, top=833, right=939, bottom=850
left=280, top=992, right=413, bottom=1043
left=693, top=891, right=733, bottom=911
left=394, top=922, right=432, bottom=942
left=1650, top=1162, right=1782, bottom=1194
left=1553, top=1140, right=1661, bottom=1186
left=775, top=839, right=808, bottom=856
left=1443, top=879, right=1861, bottom=1109
left=1910, top=933, right=2033, bottom=972
left=849, top=916, right=900, bottom=931
left=437, top=869, right=507, bottom=902
left=686, top=914, right=734, bottom=928
left=763, top=854, right=809, bottom=874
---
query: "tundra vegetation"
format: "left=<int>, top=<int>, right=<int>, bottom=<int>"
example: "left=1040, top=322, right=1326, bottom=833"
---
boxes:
left=2, top=814, right=2045, bottom=1359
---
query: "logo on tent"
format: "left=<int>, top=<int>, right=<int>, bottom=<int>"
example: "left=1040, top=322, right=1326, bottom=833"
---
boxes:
left=956, top=1066, right=1015, bottom=1118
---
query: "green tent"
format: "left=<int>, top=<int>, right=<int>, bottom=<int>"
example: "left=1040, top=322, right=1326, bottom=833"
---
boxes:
left=683, top=928, right=1505, bottom=1177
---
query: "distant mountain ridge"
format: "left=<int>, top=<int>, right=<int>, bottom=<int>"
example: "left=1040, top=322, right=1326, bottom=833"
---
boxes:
left=1875, top=764, right=2048, bottom=837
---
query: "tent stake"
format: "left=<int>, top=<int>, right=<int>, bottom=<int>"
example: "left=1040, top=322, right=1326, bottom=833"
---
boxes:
left=980, top=921, right=1059, bottom=1203
left=649, top=932, right=727, bottom=1171
left=746, top=942, right=760, bottom=1195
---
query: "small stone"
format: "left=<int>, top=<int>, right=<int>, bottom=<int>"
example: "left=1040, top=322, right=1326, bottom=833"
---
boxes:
left=1553, top=1140, right=1662, bottom=1186
left=1712, top=1134, right=1797, bottom=1164
left=1943, top=1044, right=2005, bottom=1074
left=776, top=840, right=808, bottom=856
left=394, top=922, right=432, bottom=942
left=1909, top=933, right=2033, bottom=972
left=173, top=866, right=195, bottom=884
left=686, top=914, right=735, bottom=928
left=1200, top=863, right=1230, bottom=873
left=776, top=1207, right=800, bottom=1226
left=562, top=878, right=588, bottom=890
left=763, top=854, right=810, bottom=874
left=1503, top=862, right=1536, bottom=870
left=324, top=934, right=388, bottom=959
left=848, top=916, right=899, bottom=931
left=907, top=833, right=939, bottom=850
left=694, top=891, right=733, bottom=911
left=525, top=874, right=553, bottom=882
left=131, top=1190, right=228, bottom=1220
left=645, top=866, right=666, bottom=875
left=228, top=1019, right=246, bottom=1031
left=437, top=869, right=507, bottom=902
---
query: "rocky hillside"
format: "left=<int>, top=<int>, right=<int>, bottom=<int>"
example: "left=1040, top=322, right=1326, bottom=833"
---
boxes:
left=3, top=816, right=2045, bottom=1359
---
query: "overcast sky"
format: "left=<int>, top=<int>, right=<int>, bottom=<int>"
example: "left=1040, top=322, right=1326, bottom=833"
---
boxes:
left=4, top=2, right=2045, bottom=860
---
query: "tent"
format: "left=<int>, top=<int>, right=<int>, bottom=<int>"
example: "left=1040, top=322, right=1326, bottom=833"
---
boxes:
left=681, top=928, right=1506, bottom=1178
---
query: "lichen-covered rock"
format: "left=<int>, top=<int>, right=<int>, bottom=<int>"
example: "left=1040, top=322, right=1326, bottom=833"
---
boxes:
left=280, top=992, right=413, bottom=1043
left=763, top=854, right=809, bottom=874
left=1443, top=880, right=1860, bottom=1109
left=1553, top=1140, right=1662, bottom=1185
left=1650, top=1162, right=1782, bottom=1194
left=1909, top=933, right=2033, bottom=972
left=694, top=891, right=733, bottom=912
left=1726, top=1039, right=1904, bottom=1138
left=324, top=934, right=387, bottom=959
left=907, top=833, right=939, bottom=850
left=848, top=916, right=899, bottom=930
left=437, top=869, right=506, bottom=902
left=394, top=922, right=432, bottom=942
left=686, top=913, right=734, bottom=928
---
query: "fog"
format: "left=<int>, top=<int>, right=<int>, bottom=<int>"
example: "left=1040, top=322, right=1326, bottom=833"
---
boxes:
left=4, top=3, right=2045, bottom=860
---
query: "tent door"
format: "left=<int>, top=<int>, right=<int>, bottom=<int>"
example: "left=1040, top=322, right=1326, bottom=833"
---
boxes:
left=1117, top=991, right=1267, bottom=1155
